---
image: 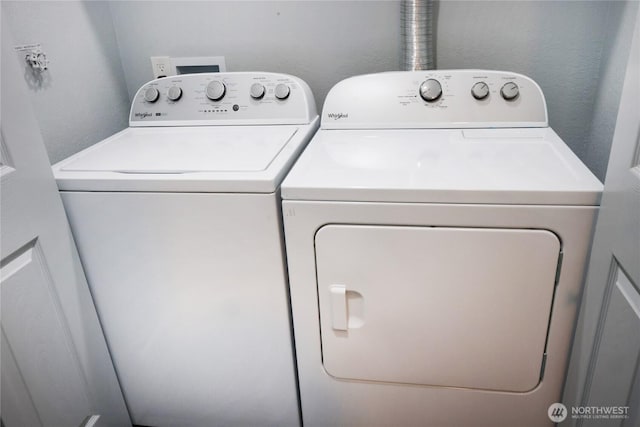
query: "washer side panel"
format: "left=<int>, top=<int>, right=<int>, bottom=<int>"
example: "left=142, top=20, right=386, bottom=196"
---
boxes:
left=62, top=191, right=299, bottom=427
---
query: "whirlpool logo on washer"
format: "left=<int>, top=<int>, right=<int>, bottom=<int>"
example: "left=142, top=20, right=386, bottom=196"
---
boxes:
left=327, top=112, right=349, bottom=120
left=134, top=112, right=152, bottom=119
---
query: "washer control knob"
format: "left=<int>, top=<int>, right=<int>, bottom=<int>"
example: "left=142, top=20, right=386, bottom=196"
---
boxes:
left=250, top=83, right=266, bottom=100
left=275, top=84, right=291, bottom=100
left=143, top=87, right=160, bottom=103
left=501, top=82, right=519, bottom=101
left=167, top=86, right=183, bottom=101
left=419, top=79, right=442, bottom=102
left=471, top=82, right=490, bottom=100
left=206, top=80, right=226, bottom=101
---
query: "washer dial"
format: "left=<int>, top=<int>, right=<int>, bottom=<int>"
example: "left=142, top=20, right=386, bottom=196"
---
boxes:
left=275, top=84, right=291, bottom=100
left=501, top=82, right=520, bottom=101
left=206, top=81, right=226, bottom=101
left=250, top=83, right=266, bottom=100
left=167, top=86, right=183, bottom=101
left=144, top=87, right=160, bottom=103
left=419, top=79, right=442, bottom=102
left=471, top=82, right=490, bottom=100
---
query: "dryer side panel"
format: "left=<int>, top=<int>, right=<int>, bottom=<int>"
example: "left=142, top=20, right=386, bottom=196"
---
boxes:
left=315, top=225, right=560, bottom=392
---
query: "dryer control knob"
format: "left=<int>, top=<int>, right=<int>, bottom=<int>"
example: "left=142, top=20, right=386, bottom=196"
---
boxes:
left=167, top=86, right=183, bottom=101
left=471, top=82, right=490, bottom=100
left=419, top=79, right=442, bottom=102
left=501, top=82, right=519, bottom=101
left=250, top=83, right=266, bottom=100
left=143, top=87, right=160, bottom=103
left=206, top=80, right=226, bottom=101
left=275, top=84, right=290, bottom=100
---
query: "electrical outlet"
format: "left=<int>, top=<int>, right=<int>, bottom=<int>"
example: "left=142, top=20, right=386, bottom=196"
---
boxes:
left=150, top=56, right=172, bottom=78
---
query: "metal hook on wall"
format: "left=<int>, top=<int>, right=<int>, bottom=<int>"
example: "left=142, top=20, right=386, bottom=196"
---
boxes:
left=13, top=43, right=51, bottom=90
left=25, top=48, right=49, bottom=72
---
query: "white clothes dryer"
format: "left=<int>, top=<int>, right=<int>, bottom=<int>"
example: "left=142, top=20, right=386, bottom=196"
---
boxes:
left=281, top=70, right=602, bottom=426
left=53, top=72, right=318, bottom=427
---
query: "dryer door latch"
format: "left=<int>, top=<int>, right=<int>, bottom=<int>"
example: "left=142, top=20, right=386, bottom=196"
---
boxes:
left=329, top=285, right=348, bottom=331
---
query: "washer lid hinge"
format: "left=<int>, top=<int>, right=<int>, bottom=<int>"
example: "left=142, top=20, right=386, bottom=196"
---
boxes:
left=539, top=353, right=547, bottom=380
left=554, top=250, right=564, bottom=286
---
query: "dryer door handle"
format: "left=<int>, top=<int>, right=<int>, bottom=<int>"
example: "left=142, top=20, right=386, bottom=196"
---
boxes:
left=329, top=285, right=348, bottom=331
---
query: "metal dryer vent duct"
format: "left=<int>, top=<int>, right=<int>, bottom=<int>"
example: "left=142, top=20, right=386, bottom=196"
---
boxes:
left=401, top=0, right=435, bottom=71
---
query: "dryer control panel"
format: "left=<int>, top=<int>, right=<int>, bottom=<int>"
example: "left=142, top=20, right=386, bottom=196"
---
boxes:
left=130, top=72, right=317, bottom=126
left=321, top=70, right=548, bottom=129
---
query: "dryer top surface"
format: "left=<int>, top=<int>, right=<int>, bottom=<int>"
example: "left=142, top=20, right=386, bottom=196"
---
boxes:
left=281, top=127, right=603, bottom=205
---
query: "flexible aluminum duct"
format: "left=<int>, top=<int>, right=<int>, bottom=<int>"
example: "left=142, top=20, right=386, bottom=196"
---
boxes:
left=401, top=0, right=435, bottom=71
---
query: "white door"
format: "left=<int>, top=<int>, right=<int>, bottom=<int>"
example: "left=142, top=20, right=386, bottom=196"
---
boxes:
left=315, top=224, right=560, bottom=392
left=0, top=14, right=130, bottom=427
left=563, top=8, right=640, bottom=427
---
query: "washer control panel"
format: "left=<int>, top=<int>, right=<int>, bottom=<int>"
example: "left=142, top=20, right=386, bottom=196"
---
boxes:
left=321, top=70, right=547, bottom=129
left=130, top=72, right=317, bottom=126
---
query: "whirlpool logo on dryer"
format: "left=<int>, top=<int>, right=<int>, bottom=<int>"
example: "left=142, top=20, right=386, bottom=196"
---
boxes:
left=135, top=112, right=152, bottom=119
left=327, top=112, right=349, bottom=120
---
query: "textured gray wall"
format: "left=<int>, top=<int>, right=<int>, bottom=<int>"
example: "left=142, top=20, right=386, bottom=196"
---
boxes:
left=2, top=1, right=130, bottom=164
left=584, top=0, right=639, bottom=181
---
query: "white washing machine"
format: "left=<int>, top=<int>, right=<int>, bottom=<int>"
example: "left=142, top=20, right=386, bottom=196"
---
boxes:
left=281, top=70, right=603, bottom=426
left=53, top=72, right=318, bottom=427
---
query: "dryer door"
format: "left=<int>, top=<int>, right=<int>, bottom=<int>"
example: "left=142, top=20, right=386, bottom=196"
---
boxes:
left=315, top=225, right=560, bottom=392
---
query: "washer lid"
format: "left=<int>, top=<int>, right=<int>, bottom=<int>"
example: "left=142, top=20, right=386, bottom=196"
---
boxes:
left=281, top=128, right=603, bottom=205
left=61, top=126, right=297, bottom=173
left=52, top=121, right=321, bottom=193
